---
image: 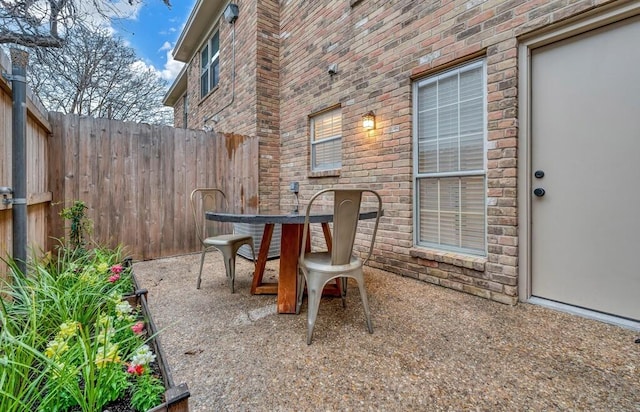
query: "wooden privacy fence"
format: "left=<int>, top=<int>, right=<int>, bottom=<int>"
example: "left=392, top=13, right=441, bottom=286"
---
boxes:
left=1, top=43, right=259, bottom=273
left=0, top=51, right=52, bottom=278
left=48, top=113, right=260, bottom=261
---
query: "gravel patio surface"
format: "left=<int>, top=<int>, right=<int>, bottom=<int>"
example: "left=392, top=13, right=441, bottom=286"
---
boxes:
left=133, top=253, right=639, bottom=411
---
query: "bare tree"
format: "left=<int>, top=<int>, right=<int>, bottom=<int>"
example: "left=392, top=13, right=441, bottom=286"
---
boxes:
left=29, top=24, right=172, bottom=124
left=0, top=0, right=171, bottom=47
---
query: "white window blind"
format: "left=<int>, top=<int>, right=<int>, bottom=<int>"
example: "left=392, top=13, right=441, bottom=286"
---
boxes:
left=413, top=60, right=486, bottom=255
left=311, top=109, right=342, bottom=171
left=200, top=45, right=209, bottom=98
left=200, top=31, right=220, bottom=98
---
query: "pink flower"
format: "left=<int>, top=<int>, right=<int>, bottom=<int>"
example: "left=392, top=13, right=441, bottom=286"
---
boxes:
left=108, top=273, right=120, bottom=283
left=111, top=264, right=124, bottom=275
left=131, top=321, right=145, bottom=335
left=127, top=364, right=144, bottom=375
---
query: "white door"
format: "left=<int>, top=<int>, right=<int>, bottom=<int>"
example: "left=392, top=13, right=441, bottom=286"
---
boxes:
left=530, top=15, right=640, bottom=321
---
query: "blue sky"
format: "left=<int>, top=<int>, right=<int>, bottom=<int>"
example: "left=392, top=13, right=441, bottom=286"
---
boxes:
left=112, top=0, right=196, bottom=83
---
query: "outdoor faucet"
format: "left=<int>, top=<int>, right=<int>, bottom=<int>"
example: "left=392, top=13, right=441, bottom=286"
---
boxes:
left=0, top=186, right=13, bottom=205
left=290, top=182, right=299, bottom=213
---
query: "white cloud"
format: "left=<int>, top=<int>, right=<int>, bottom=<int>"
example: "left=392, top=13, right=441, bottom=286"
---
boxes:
left=130, top=59, right=153, bottom=73
left=127, top=42, right=183, bottom=84
left=94, top=1, right=142, bottom=20
left=78, top=0, right=143, bottom=30
left=159, top=26, right=178, bottom=36
left=159, top=43, right=184, bottom=82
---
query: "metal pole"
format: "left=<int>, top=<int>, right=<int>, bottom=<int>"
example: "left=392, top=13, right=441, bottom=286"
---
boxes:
left=10, top=48, right=28, bottom=275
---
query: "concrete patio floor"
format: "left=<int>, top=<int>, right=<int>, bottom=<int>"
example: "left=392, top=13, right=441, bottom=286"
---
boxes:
left=133, top=253, right=639, bottom=411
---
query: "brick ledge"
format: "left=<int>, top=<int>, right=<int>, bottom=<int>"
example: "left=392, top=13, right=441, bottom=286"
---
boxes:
left=308, top=169, right=341, bottom=178
left=409, top=248, right=486, bottom=272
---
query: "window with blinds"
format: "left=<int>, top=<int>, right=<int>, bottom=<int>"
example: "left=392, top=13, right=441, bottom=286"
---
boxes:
left=413, top=60, right=486, bottom=255
left=310, top=108, right=342, bottom=171
left=200, top=30, right=220, bottom=98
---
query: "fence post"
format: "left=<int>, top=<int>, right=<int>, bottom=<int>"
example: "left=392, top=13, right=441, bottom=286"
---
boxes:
left=10, top=48, right=28, bottom=275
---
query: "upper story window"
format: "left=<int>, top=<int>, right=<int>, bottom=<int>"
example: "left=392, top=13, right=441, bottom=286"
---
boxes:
left=310, top=108, right=342, bottom=172
left=182, top=94, right=188, bottom=128
left=200, top=30, right=220, bottom=98
left=413, top=59, right=486, bottom=255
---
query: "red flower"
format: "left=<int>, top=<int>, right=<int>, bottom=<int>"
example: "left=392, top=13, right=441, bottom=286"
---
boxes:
left=111, top=264, right=124, bottom=275
left=127, top=364, right=145, bottom=375
left=108, top=273, right=120, bottom=283
left=131, top=321, right=145, bottom=334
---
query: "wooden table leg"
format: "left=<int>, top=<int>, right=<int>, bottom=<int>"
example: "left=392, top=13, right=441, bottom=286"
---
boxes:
left=321, top=222, right=332, bottom=251
left=277, top=223, right=302, bottom=314
left=252, top=222, right=338, bottom=312
left=320, top=222, right=342, bottom=296
left=251, top=224, right=278, bottom=295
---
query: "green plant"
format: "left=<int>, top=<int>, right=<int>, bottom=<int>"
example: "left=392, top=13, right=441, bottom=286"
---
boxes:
left=130, top=372, right=165, bottom=412
left=0, top=278, right=58, bottom=412
left=1, top=242, right=164, bottom=412
left=59, top=200, right=92, bottom=251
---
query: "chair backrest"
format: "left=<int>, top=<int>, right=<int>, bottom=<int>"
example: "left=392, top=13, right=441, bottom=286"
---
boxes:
left=190, top=188, right=229, bottom=244
left=301, top=188, right=382, bottom=265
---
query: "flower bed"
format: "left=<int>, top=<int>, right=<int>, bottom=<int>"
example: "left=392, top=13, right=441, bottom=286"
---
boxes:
left=124, top=258, right=190, bottom=412
left=0, top=247, right=189, bottom=412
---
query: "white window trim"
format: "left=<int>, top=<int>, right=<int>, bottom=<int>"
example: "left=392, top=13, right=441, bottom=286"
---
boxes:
left=310, top=108, right=342, bottom=172
left=200, top=29, right=220, bottom=98
left=412, top=59, right=488, bottom=256
left=182, top=93, right=188, bottom=128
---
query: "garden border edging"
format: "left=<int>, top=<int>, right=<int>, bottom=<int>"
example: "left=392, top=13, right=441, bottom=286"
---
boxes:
left=124, top=257, right=190, bottom=412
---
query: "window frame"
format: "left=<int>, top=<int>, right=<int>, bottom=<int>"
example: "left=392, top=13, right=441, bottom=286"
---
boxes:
left=412, top=59, right=488, bottom=256
left=200, top=30, right=220, bottom=98
left=182, top=93, right=188, bottom=128
left=309, top=107, right=343, bottom=172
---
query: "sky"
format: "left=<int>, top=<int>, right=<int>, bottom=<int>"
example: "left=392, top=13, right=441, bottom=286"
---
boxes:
left=110, top=0, right=196, bottom=84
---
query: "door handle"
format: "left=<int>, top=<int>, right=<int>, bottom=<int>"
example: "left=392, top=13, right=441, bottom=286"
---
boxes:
left=533, top=188, right=545, bottom=197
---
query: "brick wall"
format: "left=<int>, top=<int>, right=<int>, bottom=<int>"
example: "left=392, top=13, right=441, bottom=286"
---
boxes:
left=178, top=0, right=281, bottom=212
left=256, top=0, right=281, bottom=211
left=278, top=0, right=615, bottom=304
left=174, top=0, right=618, bottom=305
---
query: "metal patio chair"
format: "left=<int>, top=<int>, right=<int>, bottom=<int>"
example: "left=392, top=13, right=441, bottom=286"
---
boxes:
left=296, top=188, right=382, bottom=344
left=190, top=188, right=256, bottom=293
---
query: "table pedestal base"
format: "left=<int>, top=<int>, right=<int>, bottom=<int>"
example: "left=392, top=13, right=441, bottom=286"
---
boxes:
left=250, top=222, right=340, bottom=314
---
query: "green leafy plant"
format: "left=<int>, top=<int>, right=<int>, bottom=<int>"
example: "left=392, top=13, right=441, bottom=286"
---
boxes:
left=130, top=372, right=165, bottom=412
left=59, top=200, right=92, bottom=252
left=0, top=274, right=57, bottom=412
left=1, top=235, right=165, bottom=411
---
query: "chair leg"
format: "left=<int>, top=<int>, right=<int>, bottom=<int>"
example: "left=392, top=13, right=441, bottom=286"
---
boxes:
left=196, top=249, right=207, bottom=289
left=296, top=269, right=306, bottom=315
left=340, top=277, right=348, bottom=308
left=223, top=253, right=237, bottom=294
left=305, top=274, right=327, bottom=345
left=249, top=239, right=257, bottom=266
left=354, top=275, right=373, bottom=334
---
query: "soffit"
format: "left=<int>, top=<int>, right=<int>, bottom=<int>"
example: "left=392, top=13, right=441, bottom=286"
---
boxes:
left=162, top=65, right=188, bottom=106
left=173, top=0, right=226, bottom=62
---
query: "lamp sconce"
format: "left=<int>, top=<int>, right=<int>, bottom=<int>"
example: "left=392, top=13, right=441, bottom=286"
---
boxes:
left=224, top=3, right=239, bottom=24
left=362, top=111, right=375, bottom=130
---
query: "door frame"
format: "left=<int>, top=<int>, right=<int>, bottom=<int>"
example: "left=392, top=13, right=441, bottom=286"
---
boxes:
left=517, top=1, right=640, bottom=327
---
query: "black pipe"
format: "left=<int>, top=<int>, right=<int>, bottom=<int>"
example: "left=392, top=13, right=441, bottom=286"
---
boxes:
left=10, top=48, right=28, bottom=275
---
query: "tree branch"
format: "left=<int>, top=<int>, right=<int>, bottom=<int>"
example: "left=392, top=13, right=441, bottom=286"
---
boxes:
left=0, top=31, right=64, bottom=47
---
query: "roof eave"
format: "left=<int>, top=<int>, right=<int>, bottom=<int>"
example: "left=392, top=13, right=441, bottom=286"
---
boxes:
left=162, top=65, right=188, bottom=107
left=173, top=0, right=226, bottom=62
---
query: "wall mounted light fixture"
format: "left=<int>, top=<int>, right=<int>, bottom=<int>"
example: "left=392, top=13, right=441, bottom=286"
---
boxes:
left=362, top=111, right=375, bottom=130
left=224, top=3, right=239, bottom=24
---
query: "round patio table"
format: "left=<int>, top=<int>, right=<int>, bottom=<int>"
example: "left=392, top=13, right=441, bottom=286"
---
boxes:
left=206, top=208, right=380, bottom=313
